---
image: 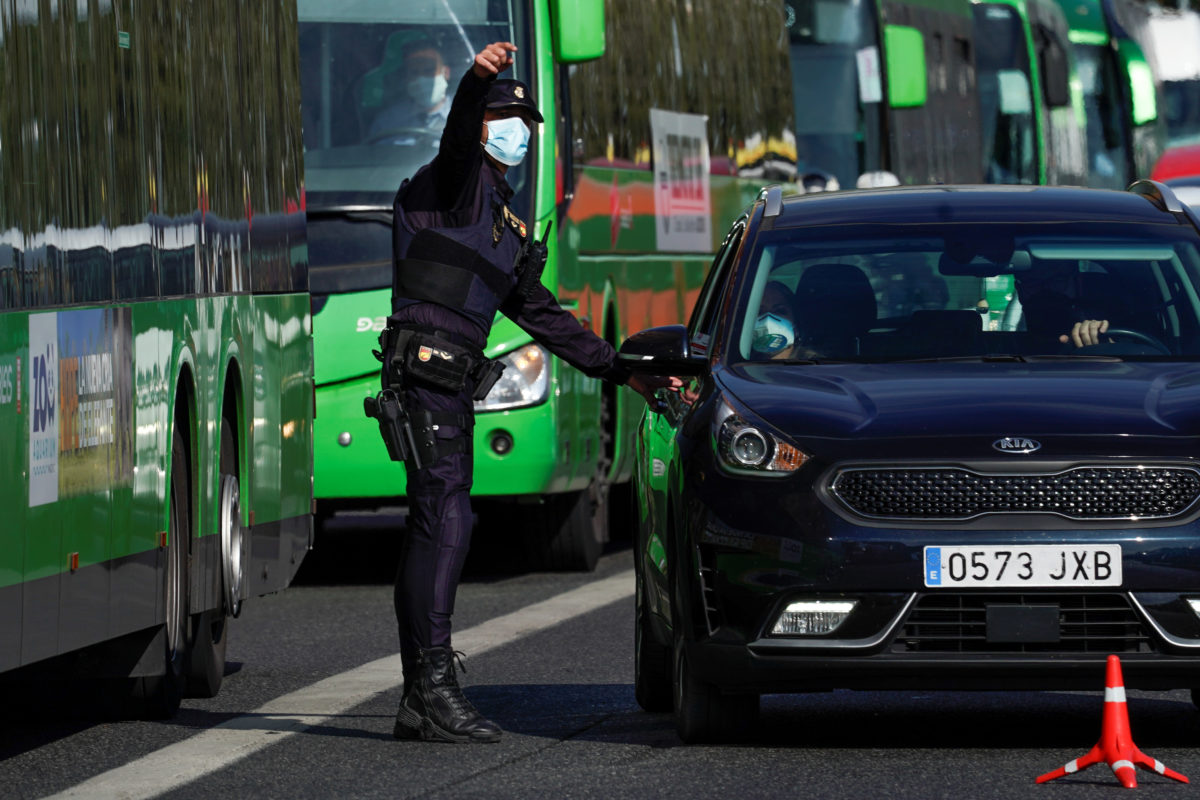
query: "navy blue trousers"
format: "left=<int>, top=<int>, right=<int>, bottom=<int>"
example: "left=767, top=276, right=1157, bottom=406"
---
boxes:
left=394, top=376, right=475, bottom=680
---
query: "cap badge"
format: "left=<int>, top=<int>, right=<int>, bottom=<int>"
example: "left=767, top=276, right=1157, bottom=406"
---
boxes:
left=514, top=86, right=525, bottom=99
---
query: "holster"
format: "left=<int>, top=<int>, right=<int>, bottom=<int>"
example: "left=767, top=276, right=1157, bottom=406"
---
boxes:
left=363, top=389, right=425, bottom=470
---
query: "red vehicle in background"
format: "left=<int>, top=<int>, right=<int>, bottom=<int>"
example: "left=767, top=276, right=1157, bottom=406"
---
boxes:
left=1153, top=143, right=1200, bottom=181
left=1152, top=144, right=1200, bottom=208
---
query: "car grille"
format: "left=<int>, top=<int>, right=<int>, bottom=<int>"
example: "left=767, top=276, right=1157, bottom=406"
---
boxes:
left=892, top=593, right=1152, bottom=654
left=831, top=466, right=1200, bottom=520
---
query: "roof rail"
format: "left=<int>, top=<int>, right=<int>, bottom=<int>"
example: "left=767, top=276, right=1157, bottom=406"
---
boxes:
left=1128, top=179, right=1185, bottom=215
left=759, top=184, right=783, bottom=218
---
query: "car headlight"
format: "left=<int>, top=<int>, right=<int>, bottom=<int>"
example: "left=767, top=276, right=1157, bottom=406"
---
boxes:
left=713, top=397, right=808, bottom=476
left=474, top=344, right=549, bottom=412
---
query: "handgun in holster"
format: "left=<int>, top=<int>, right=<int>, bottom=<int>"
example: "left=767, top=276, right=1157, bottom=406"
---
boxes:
left=363, top=389, right=426, bottom=470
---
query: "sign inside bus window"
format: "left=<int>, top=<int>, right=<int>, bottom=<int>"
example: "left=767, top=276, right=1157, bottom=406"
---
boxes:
left=650, top=108, right=711, bottom=253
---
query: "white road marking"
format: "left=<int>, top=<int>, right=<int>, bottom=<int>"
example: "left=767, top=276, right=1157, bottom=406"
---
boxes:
left=43, top=569, right=635, bottom=800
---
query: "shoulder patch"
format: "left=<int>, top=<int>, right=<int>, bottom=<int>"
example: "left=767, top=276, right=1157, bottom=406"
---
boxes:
left=503, top=206, right=528, bottom=238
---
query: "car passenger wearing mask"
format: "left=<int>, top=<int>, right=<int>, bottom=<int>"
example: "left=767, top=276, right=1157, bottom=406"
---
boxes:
left=752, top=281, right=819, bottom=360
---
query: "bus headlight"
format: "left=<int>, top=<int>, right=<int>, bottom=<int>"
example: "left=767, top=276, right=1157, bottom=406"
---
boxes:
left=474, top=344, right=549, bottom=412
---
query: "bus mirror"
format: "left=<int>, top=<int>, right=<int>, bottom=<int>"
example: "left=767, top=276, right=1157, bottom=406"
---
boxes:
left=1117, top=39, right=1157, bottom=126
left=884, top=25, right=926, bottom=108
left=618, top=325, right=707, bottom=375
left=1037, top=26, right=1071, bottom=108
left=550, top=0, right=605, bottom=63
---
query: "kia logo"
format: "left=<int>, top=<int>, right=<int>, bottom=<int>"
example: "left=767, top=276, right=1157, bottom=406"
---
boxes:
left=993, top=437, right=1041, bottom=454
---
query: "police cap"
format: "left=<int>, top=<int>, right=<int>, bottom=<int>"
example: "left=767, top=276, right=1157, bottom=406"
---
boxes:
left=485, top=79, right=543, bottom=123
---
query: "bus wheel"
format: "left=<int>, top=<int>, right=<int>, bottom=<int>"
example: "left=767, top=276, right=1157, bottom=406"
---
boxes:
left=523, top=489, right=601, bottom=572
left=132, top=425, right=190, bottom=717
left=189, top=415, right=238, bottom=697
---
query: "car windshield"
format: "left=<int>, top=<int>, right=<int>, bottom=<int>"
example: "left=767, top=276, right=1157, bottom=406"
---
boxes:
left=733, top=221, right=1200, bottom=362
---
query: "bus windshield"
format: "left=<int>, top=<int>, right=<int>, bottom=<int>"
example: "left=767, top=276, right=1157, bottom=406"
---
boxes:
left=973, top=3, right=1038, bottom=184
left=786, top=0, right=884, bottom=190
left=297, top=0, right=531, bottom=207
left=1072, top=42, right=1130, bottom=189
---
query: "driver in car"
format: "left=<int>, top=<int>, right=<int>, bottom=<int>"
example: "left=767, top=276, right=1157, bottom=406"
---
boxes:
left=1018, top=263, right=1112, bottom=349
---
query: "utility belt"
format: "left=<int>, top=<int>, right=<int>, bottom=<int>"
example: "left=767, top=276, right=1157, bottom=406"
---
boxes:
left=375, top=324, right=505, bottom=400
left=364, top=324, right=505, bottom=469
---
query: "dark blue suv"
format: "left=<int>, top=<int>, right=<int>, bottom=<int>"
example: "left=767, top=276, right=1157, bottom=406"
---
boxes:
left=621, top=182, right=1200, bottom=743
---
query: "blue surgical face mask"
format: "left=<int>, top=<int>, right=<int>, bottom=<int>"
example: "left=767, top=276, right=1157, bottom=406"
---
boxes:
left=752, top=312, right=794, bottom=355
left=407, top=73, right=448, bottom=109
left=482, top=117, right=530, bottom=166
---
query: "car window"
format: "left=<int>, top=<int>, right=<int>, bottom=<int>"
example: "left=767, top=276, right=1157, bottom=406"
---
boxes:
left=688, top=220, right=745, bottom=353
left=731, top=221, right=1200, bottom=362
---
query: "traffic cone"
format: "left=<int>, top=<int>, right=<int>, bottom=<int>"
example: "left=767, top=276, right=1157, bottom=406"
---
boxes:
left=1036, top=655, right=1188, bottom=788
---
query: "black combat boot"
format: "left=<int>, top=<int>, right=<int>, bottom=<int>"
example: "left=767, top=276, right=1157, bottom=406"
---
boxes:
left=393, top=647, right=502, bottom=743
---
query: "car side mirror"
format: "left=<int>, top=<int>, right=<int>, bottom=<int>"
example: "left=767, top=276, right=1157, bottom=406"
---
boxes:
left=618, top=324, right=707, bottom=375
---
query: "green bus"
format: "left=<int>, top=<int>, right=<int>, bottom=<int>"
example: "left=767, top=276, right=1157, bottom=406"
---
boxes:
left=1054, top=0, right=1167, bottom=187
left=0, top=2, right=314, bottom=716
left=300, top=0, right=1099, bottom=571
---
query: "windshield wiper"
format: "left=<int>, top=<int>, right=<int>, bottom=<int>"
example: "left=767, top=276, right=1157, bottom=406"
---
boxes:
left=1023, top=354, right=1124, bottom=362
left=893, top=354, right=1028, bottom=363
left=307, top=207, right=393, bottom=226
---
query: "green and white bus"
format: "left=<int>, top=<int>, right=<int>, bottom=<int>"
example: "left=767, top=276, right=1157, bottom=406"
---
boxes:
left=0, top=2, right=314, bottom=716
left=1054, top=0, right=1167, bottom=187
left=300, top=0, right=805, bottom=569
left=300, top=0, right=1100, bottom=571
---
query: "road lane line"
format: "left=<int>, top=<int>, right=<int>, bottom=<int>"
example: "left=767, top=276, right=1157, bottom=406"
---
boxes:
left=44, top=569, right=635, bottom=800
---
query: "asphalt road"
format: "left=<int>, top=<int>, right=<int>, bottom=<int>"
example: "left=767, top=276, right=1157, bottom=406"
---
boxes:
left=4, top=517, right=1200, bottom=799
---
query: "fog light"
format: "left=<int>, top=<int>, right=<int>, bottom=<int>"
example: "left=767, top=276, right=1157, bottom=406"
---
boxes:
left=490, top=430, right=514, bottom=455
left=772, top=600, right=857, bottom=635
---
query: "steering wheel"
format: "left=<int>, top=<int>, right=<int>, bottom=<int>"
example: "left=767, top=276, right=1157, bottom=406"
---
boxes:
left=366, top=126, right=440, bottom=146
left=1096, top=327, right=1172, bottom=355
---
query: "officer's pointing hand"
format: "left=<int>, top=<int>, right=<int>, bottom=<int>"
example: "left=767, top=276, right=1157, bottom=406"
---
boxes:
left=628, top=374, right=684, bottom=408
left=473, top=42, right=517, bottom=78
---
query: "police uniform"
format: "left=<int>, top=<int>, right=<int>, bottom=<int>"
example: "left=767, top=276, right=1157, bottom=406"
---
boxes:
left=383, top=68, right=630, bottom=743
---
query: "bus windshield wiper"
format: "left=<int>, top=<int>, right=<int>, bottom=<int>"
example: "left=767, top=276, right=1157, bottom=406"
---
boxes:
left=307, top=207, right=393, bottom=226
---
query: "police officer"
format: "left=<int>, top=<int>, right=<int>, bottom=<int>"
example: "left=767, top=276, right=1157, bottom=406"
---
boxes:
left=382, top=41, right=676, bottom=744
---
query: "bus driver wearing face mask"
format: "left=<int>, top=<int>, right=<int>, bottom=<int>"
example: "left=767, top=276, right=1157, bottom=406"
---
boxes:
left=367, top=36, right=453, bottom=142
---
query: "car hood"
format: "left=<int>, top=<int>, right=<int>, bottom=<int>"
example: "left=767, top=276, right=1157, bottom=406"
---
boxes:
left=722, top=361, right=1200, bottom=443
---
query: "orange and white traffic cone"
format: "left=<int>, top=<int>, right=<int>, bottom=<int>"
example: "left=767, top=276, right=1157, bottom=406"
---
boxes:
left=1036, top=654, right=1188, bottom=788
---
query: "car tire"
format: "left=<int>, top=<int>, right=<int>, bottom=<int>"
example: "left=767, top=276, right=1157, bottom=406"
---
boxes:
left=634, top=567, right=672, bottom=712
left=672, top=631, right=759, bottom=743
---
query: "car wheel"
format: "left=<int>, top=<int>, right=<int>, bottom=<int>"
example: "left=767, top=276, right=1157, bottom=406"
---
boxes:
left=634, top=567, right=672, bottom=712
left=672, top=631, right=758, bottom=743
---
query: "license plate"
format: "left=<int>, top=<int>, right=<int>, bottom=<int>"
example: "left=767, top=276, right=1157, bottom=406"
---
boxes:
left=923, top=545, right=1121, bottom=588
